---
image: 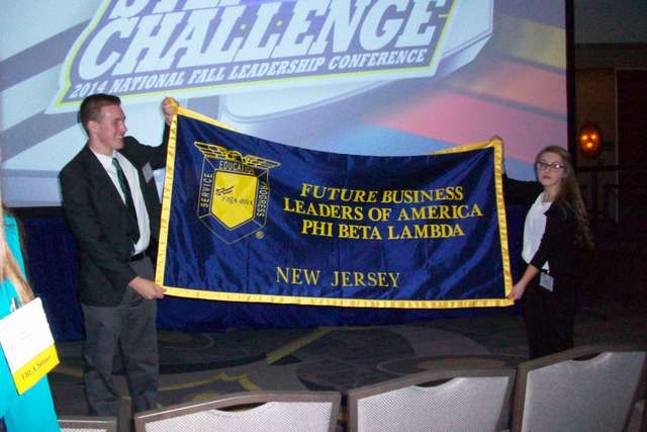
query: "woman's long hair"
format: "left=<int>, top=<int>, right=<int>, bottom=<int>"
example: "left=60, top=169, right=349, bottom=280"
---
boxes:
left=536, top=146, right=594, bottom=249
left=0, top=160, right=34, bottom=305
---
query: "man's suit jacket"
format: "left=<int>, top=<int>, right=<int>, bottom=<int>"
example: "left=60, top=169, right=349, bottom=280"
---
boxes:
left=59, top=132, right=168, bottom=306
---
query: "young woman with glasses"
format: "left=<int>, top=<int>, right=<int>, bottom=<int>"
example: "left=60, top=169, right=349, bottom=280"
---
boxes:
left=504, top=145, right=594, bottom=359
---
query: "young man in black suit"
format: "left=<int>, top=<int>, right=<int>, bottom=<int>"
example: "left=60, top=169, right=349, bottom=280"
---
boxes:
left=59, top=94, right=176, bottom=417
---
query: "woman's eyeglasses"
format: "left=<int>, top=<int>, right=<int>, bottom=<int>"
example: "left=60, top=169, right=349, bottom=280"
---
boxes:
left=536, top=161, right=565, bottom=172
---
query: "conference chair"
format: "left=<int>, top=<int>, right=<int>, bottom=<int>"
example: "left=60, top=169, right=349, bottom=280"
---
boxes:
left=58, top=415, right=117, bottom=432
left=627, top=397, right=646, bottom=432
left=134, top=390, right=341, bottom=432
left=511, top=344, right=647, bottom=432
left=347, top=367, right=516, bottom=432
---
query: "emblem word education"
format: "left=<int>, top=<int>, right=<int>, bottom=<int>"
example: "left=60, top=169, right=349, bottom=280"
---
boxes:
left=195, top=142, right=280, bottom=244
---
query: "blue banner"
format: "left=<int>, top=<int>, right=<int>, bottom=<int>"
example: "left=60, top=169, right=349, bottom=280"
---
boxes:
left=157, top=108, right=512, bottom=308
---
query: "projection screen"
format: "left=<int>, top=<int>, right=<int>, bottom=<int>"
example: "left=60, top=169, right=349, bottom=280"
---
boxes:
left=1, top=0, right=568, bottom=207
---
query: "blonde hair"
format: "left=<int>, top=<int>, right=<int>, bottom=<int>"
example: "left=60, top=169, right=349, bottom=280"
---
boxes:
left=536, top=146, right=594, bottom=250
left=0, top=157, right=34, bottom=304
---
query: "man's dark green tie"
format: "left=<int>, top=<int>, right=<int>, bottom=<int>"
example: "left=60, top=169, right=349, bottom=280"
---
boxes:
left=112, top=157, right=140, bottom=244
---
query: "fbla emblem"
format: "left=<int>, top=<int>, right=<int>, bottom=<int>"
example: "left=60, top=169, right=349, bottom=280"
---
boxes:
left=195, top=142, right=280, bottom=244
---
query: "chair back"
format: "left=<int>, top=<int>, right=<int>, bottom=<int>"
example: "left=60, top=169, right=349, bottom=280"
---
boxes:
left=347, top=367, right=516, bottom=432
left=58, top=416, right=117, bottom=432
left=627, top=398, right=646, bottom=432
left=511, top=344, right=647, bottom=432
left=134, top=390, right=340, bottom=432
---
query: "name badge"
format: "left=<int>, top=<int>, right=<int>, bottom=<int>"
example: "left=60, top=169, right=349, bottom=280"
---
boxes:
left=539, top=272, right=554, bottom=292
left=0, top=297, right=59, bottom=394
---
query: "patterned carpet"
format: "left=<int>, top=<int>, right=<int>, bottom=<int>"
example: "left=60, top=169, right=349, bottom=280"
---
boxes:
left=48, top=298, right=646, bottom=431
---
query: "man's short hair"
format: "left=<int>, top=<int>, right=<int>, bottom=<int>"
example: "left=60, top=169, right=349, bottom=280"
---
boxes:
left=79, top=93, right=121, bottom=132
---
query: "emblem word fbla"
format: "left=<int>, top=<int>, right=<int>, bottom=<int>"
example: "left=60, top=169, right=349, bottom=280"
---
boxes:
left=195, top=142, right=280, bottom=244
